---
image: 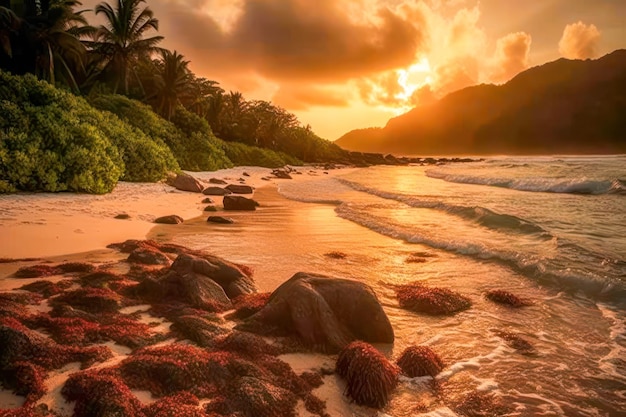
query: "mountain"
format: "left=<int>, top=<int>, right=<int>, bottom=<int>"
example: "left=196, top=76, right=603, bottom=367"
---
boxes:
left=336, top=50, right=626, bottom=155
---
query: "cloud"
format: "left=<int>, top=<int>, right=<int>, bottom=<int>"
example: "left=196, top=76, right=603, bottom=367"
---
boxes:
left=558, top=21, right=601, bottom=59
left=490, top=32, right=532, bottom=83
left=144, top=0, right=425, bottom=83
left=272, top=85, right=352, bottom=110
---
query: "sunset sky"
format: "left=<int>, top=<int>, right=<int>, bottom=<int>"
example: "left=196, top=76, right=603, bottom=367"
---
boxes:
left=82, top=0, right=626, bottom=140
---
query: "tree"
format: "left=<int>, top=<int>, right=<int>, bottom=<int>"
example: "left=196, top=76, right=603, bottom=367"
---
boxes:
left=0, top=0, right=90, bottom=91
left=88, top=0, right=163, bottom=95
left=149, top=49, right=190, bottom=120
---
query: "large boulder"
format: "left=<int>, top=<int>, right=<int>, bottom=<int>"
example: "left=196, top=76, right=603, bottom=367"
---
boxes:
left=223, top=196, right=259, bottom=211
left=136, top=253, right=256, bottom=311
left=167, top=172, right=205, bottom=193
left=237, top=272, right=394, bottom=352
left=225, top=184, right=254, bottom=194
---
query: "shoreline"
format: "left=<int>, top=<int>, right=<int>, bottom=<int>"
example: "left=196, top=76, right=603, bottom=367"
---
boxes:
left=0, top=167, right=374, bottom=416
left=0, top=166, right=354, bottom=260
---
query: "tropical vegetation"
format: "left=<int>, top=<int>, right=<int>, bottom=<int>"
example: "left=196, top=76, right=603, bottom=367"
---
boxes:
left=0, top=0, right=348, bottom=193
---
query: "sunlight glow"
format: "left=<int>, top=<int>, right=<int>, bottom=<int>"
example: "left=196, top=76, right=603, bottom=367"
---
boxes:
left=395, top=57, right=432, bottom=101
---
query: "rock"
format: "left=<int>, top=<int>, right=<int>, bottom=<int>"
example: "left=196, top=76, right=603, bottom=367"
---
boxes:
left=207, top=216, right=234, bottom=224
left=201, top=197, right=214, bottom=204
left=394, top=282, right=471, bottom=315
left=204, top=205, right=218, bottom=212
left=324, top=251, right=347, bottom=259
left=485, top=290, right=533, bottom=307
left=202, top=186, right=231, bottom=196
left=167, top=172, right=205, bottom=193
left=171, top=254, right=256, bottom=299
left=154, top=215, right=183, bottom=225
left=209, top=178, right=228, bottom=184
left=242, top=172, right=250, bottom=177
left=135, top=253, right=256, bottom=310
left=336, top=341, right=399, bottom=408
left=271, top=169, right=292, bottom=179
left=237, top=272, right=394, bottom=352
left=223, top=195, right=259, bottom=211
left=225, top=184, right=254, bottom=194
left=396, top=346, right=444, bottom=377
left=114, top=213, right=131, bottom=219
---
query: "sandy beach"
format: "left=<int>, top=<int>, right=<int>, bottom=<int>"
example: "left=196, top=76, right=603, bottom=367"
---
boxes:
left=0, top=165, right=376, bottom=417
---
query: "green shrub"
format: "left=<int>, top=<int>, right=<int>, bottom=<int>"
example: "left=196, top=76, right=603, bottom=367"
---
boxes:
left=221, top=141, right=302, bottom=168
left=89, top=95, right=232, bottom=171
left=0, top=72, right=124, bottom=193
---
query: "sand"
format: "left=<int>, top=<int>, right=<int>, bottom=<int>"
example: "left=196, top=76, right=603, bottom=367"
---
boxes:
left=0, top=164, right=366, bottom=417
left=0, top=166, right=317, bottom=259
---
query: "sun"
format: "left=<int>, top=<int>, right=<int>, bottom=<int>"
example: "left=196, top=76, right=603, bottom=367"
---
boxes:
left=395, top=57, right=433, bottom=102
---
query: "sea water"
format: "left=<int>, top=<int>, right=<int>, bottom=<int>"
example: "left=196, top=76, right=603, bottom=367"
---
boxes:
left=159, top=155, right=626, bottom=416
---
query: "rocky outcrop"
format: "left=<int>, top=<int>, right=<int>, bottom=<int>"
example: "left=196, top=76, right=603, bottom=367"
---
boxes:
left=167, top=173, right=205, bottom=193
left=237, top=272, right=394, bottom=352
left=225, top=184, right=254, bottom=194
left=135, top=253, right=256, bottom=311
left=223, top=196, right=259, bottom=211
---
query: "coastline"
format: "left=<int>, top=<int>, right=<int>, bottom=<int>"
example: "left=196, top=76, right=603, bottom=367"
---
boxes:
left=0, top=165, right=370, bottom=417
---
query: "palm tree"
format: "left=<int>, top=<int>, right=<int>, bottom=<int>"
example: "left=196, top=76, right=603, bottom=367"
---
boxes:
left=0, top=0, right=89, bottom=91
left=88, top=0, right=163, bottom=95
left=150, top=49, right=190, bottom=120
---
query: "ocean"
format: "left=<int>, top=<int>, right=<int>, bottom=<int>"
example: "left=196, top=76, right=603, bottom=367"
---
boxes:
left=155, top=155, right=626, bottom=416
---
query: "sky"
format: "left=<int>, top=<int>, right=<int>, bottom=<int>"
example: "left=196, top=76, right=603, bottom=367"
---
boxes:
left=81, top=0, right=626, bottom=140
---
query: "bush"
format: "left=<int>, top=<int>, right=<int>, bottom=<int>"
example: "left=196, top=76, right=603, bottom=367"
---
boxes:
left=0, top=73, right=124, bottom=193
left=222, top=140, right=301, bottom=168
left=90, top=95, right=232, bottom=171
left=0, top=71, right=178, bottom=193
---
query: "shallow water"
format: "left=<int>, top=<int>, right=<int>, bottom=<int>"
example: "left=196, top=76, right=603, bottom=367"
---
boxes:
left=152, top=156, right=626, bottom=416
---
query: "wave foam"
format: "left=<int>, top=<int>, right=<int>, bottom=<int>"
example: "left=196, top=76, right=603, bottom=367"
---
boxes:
left=426, top=171, right=626, bottom=195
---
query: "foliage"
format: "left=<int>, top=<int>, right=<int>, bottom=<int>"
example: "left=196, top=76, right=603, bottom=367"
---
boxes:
left=0, top=71, right=123, bottom=193
left=88, top=0, right=163, bottom=95
left=222, top=140, right=301, bottom=168
left=89, top=94, right=231, bottom=171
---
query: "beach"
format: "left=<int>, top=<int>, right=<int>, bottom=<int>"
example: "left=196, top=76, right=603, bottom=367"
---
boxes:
left=1, top=157, right=625, bottom=417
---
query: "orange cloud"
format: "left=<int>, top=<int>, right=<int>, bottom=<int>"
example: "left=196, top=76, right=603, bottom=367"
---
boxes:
left=140, top=0, right=424, bottom=83
left=558, top=21, right=601, bottom=59
left=490, top=32, right=532, bottom=83
left=272, top=85, right=352, bottom=110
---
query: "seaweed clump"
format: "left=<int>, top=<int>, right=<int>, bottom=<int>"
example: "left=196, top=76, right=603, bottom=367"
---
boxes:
left=14, top=262, right=95, bottom=278
left=336, top=341, right=399, bottom=408
left=229, top=292, right=271, bottom=319
left=394, top=282, right=471, bottom=315
left=19, top=280, right=73, bottom=298
left=0, top=318, right=112, bottom=405
left=144, top=392, right=206, bottom=417
left=485, top=290, right=533, bottom=307
left=62, top=369, right=144, bottom=417
left=51, top=287, right=122, bottom=313
left=396, top=346, right=445, bottom=377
